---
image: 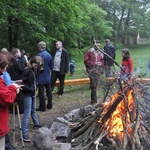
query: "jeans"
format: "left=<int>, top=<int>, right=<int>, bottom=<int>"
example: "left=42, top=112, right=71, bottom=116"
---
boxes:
left=22, top=95, right=39, bottom=135
left=38, top=83, right=52, bottom=110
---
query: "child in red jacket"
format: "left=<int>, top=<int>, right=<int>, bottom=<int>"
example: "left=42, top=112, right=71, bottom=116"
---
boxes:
left=120, top=48, right=133, bottom=80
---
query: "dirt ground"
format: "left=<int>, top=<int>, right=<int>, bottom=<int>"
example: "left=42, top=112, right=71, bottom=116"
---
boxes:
left=8, top=85, right=92, bottom=150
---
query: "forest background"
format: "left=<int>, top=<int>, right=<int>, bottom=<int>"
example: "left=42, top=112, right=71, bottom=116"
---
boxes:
left=0, top=0, right=150, bottom=77
left=0, top=0, right=150, bottom=54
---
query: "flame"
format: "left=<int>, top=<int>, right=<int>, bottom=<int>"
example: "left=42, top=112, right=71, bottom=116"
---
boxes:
left=98, top=89, right=135, bottom=141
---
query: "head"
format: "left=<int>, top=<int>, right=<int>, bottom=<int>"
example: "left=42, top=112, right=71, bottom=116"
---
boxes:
left=71, top=60, right=75, bottom=63
left=21, top=49, right=26, bottom=55
left=28, top=56, right=44, bottom=71
left=11, top=48, right=22, bottom=58
left=1, top=48, right=8, bottom=52
left=56, top=41, right=62, bottom=50
left=122, top=48, right=130, bottom=60
left=38, top=41, right=46, bottom=51
left=93, top=40, right=100, bottom=50
left=0, top=52, right=13, bottom=73
left=1, top=51, right=14, bottom=67
left=105, top=39, right=110, bottom=45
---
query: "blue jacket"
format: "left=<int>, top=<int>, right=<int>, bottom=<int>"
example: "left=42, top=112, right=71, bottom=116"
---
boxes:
left=1, top=71, right=14, bottom=86
left=36, top=50, right=53, bottom=84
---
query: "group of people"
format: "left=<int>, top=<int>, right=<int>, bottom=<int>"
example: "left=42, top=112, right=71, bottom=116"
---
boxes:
left=84, top=39, right=133, bottom=104
left=0, top=40, right=69, bottom=149
left=0, top=39, right=133, bottom=149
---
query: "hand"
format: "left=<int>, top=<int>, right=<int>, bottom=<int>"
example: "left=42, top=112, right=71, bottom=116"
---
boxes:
left=97, top=62, right=102, bottom=66
left=14, top=80, right=23, bottom=85
left=11, top=83, right=24, bottom=94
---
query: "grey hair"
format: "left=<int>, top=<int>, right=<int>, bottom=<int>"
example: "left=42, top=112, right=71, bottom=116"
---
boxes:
left=38, top=41, right=46, bottom=49
left=1, top=48, right=8, bottom=52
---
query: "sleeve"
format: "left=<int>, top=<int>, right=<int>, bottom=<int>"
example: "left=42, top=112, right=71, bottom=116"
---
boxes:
left=84, top=51, right=94, bottom=67
left=128, top=58, right=133, bottom=74
left=65, top=50, right=69, bottom=73
left=0, top=78, right=17, bottom=107
left=20, top=68, right=35, bottom=92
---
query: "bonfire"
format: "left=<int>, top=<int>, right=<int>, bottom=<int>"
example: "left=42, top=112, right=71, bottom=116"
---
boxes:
left=71, top=78, right=150, bottom=150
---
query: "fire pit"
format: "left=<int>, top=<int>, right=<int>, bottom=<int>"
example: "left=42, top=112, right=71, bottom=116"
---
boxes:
left=33, top=77, right=150, bottom=150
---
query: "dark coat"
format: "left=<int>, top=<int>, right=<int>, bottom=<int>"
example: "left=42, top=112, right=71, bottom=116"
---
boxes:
left=20, top=67, right=36, bottom=97
left=103, top=43, right=116, bottom=67
left=7, top=57, right=25, bottom=80
left=52, top=48, right=69, bottom=75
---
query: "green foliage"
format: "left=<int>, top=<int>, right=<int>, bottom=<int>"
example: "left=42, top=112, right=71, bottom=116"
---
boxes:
left=0, top=0, right=149, bottom=55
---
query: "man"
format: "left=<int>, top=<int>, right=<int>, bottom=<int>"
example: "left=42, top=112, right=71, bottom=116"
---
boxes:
left=36, top=41, right=53, bottom=111
left=84, top=40, right=104, bottom=104
left=51, top=41, right=69, bottom=98
left=103, top=39, right=116, bottom=77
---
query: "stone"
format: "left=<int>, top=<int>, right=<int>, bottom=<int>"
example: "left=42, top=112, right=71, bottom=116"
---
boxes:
left=64, top=108, right=81, bottom=122
left=50, top=122, right=71, bottom=138
left=32, top=126, right=54, bottom=150
left=52, top=142, right=71, bottom=150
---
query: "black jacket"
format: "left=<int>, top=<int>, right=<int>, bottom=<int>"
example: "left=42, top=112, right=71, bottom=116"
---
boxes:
left=52, top=47, right=69, bottom=75
left=7, top=57, right=25, bottom=80
left=20, top=67, right=36, bottom=97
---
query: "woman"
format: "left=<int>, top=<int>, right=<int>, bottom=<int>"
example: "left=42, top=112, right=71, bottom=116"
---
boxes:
left=0, top=53, right=21, bottom=150
left=120, top=48, right=133, bottom=80
left=20, top=56, right=44, bottom=142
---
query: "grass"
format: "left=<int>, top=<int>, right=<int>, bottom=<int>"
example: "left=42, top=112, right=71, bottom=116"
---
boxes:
left=66, top=43, right=150, bottom=79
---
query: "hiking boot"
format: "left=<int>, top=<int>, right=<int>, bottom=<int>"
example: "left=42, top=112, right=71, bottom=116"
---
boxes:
left=23, top=135, right=31, bottom=142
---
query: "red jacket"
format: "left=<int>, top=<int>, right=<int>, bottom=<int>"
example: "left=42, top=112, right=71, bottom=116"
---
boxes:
left=0, top=77, right=17, bottom=137
left=121, top=58, right=133, bottom=75
left=84, top=48, right=104, bottom=73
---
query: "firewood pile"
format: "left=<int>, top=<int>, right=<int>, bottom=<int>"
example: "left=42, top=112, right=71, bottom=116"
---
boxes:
left=70, top=78, right=150, bottom=150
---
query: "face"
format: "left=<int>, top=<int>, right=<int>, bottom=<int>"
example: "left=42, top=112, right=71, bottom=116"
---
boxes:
left=15, top=50, right=22, bottom=58
left=122, top=52, right=125, bottom=57
left=32, top=63, right=38, bottom=70
left=56, top=42, right=62, bottom=49
left=94, top=43, right=100, bottom=50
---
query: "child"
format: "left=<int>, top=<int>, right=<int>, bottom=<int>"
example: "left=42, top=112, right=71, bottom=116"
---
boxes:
left=69, top=60, right=75, bottom=76
left=20, top=56, right=44, bottom=142
left=120, top=48, right=133, bottom=80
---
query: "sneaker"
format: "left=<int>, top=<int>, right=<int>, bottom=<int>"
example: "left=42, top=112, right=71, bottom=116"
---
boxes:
left=23, top=134, right=31, bottom=142
left=34, top=124, right=44, bottom=128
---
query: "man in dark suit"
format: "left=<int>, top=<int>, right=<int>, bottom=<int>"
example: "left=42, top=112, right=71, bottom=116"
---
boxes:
left=51, top=41, right=69, bottom=98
